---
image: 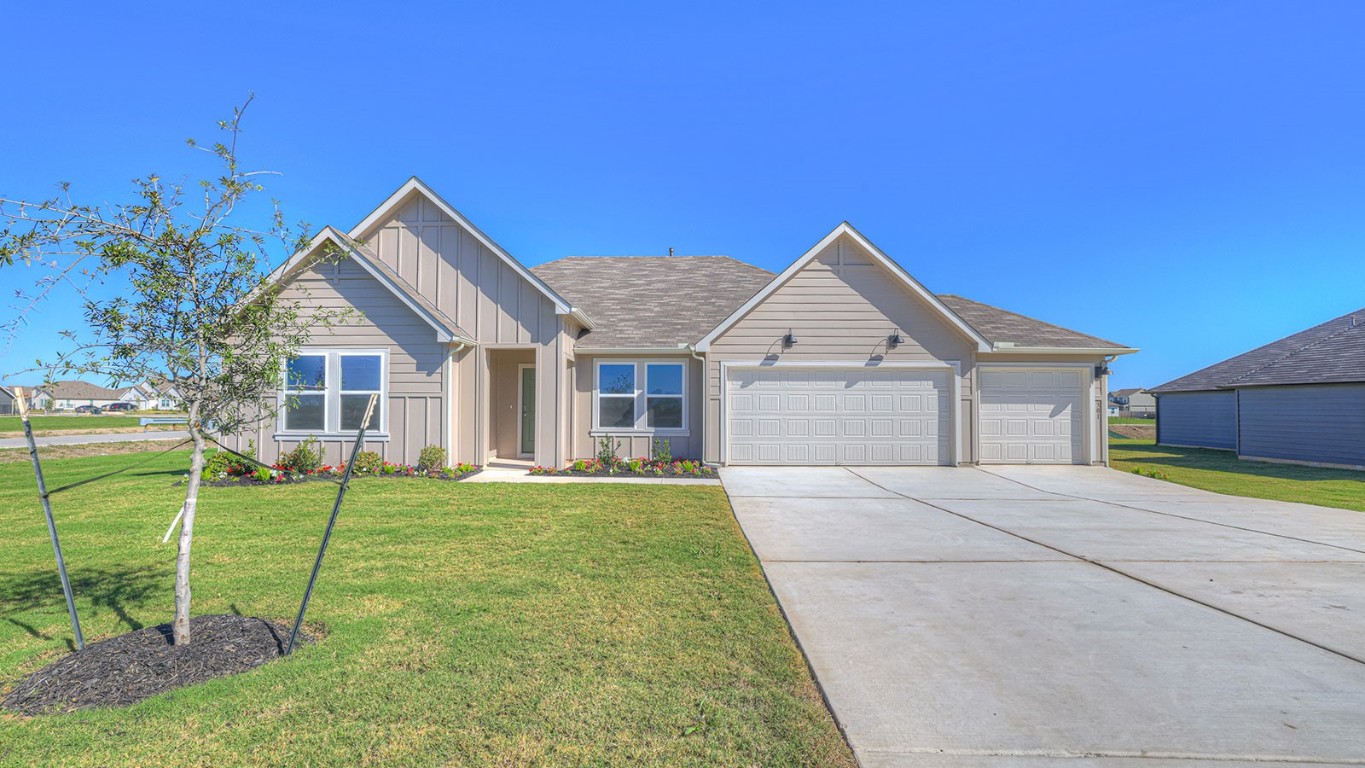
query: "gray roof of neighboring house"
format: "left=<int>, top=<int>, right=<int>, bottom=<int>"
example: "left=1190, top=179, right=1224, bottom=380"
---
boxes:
left=532, top=257, right=1128, bottom=350
left=38, top=380, right=125, bottom=400
left=936, top=295, right=1127, bottom=350
left=1152, top=308, right=1365, bottom=393
left=532, top=256, right=776, bottom=348
left=1111, top=388, right=1147, bottom=398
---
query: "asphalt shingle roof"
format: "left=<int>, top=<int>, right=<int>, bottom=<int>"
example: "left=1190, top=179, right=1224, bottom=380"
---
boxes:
left=937, top=295, right=1127, bottom=349
left=531, top=256, right=775, bottom=348
left=532, top=257, right=1128, bottom=351
left=1152, top=308, right=1365, bottom=392
left=39, top=380, right=125, bottom=400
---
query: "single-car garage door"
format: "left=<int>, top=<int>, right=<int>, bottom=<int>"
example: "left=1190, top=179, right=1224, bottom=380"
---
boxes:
left=726, top=367, right=951, bottom=465
left=979, top=367, right=1087, bottom=464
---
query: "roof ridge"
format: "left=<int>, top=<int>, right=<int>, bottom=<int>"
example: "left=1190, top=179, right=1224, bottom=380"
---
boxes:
left=1223, top=315, right=1360, bottom=387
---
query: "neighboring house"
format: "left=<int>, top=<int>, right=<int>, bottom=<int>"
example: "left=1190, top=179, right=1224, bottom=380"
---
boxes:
left=1151, top=308, right=1365, bottom=470
left=1107, top=402, right=1122, bottom=417
left=1109, top=387, right=1156, bottom=417
left=222, top=178, right=1136, bottom=468
left=0, top=386, right=15, bottom=415
left=35, top=380, right=125, bottom=411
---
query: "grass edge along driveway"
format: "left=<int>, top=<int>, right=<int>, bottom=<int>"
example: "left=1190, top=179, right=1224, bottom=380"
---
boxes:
left=1110, top=437, right=1365, bottom=513
left=0, top=450, right=854, bottom=767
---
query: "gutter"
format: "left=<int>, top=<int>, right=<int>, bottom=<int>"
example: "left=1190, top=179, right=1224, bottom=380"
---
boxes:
left=989, top=343, right=1140, bottom=356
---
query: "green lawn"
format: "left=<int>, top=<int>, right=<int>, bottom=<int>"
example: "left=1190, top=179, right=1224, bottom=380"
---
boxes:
left=0, top=415, right=151, bottom=433
left=1111, top=437, right=1365, bottom=513
left=0, top=451, right=853, bottom=767
left=1107, top=417, right=1156, bottom=425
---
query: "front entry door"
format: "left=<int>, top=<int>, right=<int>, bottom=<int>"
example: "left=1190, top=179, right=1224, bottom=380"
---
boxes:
left=519, top=366, right=535, bottom=456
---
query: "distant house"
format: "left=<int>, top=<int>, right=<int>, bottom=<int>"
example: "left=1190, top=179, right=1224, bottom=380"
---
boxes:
left=1151, top=308, right=1365, bottom=470
left=0, top=386, right=16, bottom=415
left=1109, top=387, right=1156, bottom=418
left=33, top=380, right=126, bottom=411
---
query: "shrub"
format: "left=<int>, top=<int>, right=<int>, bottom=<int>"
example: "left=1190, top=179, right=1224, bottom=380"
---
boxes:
left=595, top=434, right=621, bottom=464
left=280, top=436, right=322, bottom=474
left=204, top=450, right=234, bottom=478
left=417, top=444, right=447, bottom=473
left=573, top=458, right=589, bottom=472
left=651, top=437, right=672, bottom=464
left=253, top=467, right=274, bottom=483
left=381, top=462, right=398, bottom=475
left=354, top=450, right=382, bottom=474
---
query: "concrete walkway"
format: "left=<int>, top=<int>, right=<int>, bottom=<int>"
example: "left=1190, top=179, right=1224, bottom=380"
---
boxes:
left=463, top=465, right=720, bottom=484
left=0, top=430, right=190, bottom=450
left=722, top=465, right=1365, bottom=766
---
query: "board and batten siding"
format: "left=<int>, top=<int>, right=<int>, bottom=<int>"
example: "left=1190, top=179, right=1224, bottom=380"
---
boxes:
left=570, top=353, right=704, bottom=460
left=221, top=257, right=445, bottom=467
left=1237, top=384, right=1365, bottom=469
left=704, top=233, right=978, bottom=464
left=356, top=192, right=569, bottom=467
left=1156, top=391, right=1237, bottom=450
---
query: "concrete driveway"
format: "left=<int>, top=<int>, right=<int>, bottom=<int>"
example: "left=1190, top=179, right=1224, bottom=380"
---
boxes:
left=722, top=466, right=1365, bottom=767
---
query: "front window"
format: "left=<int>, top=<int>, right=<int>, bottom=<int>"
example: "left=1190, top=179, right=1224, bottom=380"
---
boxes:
left=594, top=360, right=686, bottom=431
left=281, top=351, right=386, bottom=433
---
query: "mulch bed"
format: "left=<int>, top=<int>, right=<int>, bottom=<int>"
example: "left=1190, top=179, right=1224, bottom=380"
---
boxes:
left=2, top=614, right=304, bottom=715
left=209, top=467, right=482, bottom=487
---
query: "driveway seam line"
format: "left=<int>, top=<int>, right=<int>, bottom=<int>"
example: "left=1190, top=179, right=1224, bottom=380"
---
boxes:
left=844, top=468, right=1365, bottom=668
left=975, top=466, right=1365, bottom=556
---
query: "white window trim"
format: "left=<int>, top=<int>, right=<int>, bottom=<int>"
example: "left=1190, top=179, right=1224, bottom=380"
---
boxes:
left=591, top=359, right=689, bottom=435
left=276, top=348, right=390, bottom=440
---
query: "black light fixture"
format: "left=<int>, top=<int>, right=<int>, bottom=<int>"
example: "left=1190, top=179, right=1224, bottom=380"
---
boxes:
left=888, top=330, right=905, bottom=349
left=1094, top=365, right=1111, bottom=377
left=782, top=330, right=798, bottom=349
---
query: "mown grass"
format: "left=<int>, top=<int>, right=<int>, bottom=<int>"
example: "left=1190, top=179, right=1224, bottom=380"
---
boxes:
left=0, top=415, right=156, bottom=433
left=0, top=451, right=853, bottom=767
left=1111, top=437, right=1365, bottom=513
left=1107, top=416, right=1156, bottom=425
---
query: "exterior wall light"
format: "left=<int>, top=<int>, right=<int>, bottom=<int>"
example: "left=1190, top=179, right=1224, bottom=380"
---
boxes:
left=1094, top=365, right=1111, bottom=377
left=782, top=330, right=798, bottom=349
left=888, top=331, right=905, bottom=349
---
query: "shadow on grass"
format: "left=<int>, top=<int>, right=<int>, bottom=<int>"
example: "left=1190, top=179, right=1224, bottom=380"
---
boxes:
left=1113, top=441, right=1365, bottom=485
left=0, top=565, right=164, bottom=637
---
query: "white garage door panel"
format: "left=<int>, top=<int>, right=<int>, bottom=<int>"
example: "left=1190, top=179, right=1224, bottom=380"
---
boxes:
left=980, top=368, right=1086, bottom=465
left=727, top=367, right=951, bottom=465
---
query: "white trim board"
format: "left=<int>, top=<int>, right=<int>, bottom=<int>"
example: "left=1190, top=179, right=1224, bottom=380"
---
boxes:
left=695, top=222, right=992, bottom=353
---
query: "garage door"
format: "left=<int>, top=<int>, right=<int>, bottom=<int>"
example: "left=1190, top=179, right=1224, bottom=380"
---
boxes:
left=726, top=367, right=951, bottom=465
left=979, top=367, right=1087, bottom=464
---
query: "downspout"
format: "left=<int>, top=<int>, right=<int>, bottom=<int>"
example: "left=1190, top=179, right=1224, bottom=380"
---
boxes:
left=689, top=344, right=709, bottom=465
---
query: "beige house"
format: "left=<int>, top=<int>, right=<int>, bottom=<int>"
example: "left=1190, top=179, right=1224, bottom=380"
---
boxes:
left=224, top=178, right=1136, bottom=468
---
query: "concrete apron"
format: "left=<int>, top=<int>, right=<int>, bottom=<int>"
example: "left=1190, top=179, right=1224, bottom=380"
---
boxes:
left=722, top=465, right=1365, bottom=767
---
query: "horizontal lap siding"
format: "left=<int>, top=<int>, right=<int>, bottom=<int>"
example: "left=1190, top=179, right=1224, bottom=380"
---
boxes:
left=220, top=258, right=444, bottom=467
left=1156, top=391, right=1236, bottom=450
left=1238, top=384, right=1365, bottom=468
left=705, top=234, right=976, bottom=463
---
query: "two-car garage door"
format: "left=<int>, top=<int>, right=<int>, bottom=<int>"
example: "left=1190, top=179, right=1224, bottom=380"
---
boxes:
left=727, top=367, right=951, bottom=465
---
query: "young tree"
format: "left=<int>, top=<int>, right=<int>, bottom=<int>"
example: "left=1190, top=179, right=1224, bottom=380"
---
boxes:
left=0, top=97, right=341, bottom=645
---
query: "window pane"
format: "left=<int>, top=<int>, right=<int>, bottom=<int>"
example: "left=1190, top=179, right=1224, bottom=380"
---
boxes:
left=341, top=355, right=382, bottom=392
left=285, top=394, right=325, bottom=430
left=646, top=364, right=683, bottom=395
left=287, top=355, right=327, bottom=391
left=599, top=396, right=635, bottom=429
left=340, top=394, right=382, bottom=430
left=647, top=396, right=682, bottom=429
left=599, top=364, right=634, bottom=395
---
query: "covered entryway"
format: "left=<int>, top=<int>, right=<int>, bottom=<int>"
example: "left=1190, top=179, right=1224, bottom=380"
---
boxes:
left=979, top=366, right=1087, bottom=464
left=725, top=366, right=952, bottom=465
left=488, top=349, right=536, bottom=460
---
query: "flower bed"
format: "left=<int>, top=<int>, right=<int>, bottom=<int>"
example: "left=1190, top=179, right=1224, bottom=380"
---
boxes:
left=530, top=457, right=717, bottom=479
left=209, top=458, right=480, bottom=486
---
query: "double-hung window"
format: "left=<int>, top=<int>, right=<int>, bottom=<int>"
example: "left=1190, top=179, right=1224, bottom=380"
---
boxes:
left=281, top=350, right=386, bottom=434
left=593, top=360, right=686, bottom=432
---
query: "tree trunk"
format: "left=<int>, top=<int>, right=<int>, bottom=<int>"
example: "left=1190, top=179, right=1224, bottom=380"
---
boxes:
left=173, top=409, right=206, bottom=645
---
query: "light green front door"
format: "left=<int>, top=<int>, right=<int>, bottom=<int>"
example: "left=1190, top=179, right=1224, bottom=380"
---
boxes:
left=519, top=366, right=535, bottom=456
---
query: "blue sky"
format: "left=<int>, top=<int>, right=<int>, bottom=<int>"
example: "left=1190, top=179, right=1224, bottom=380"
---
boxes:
left=3, top=1, right=1363, bottom=390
